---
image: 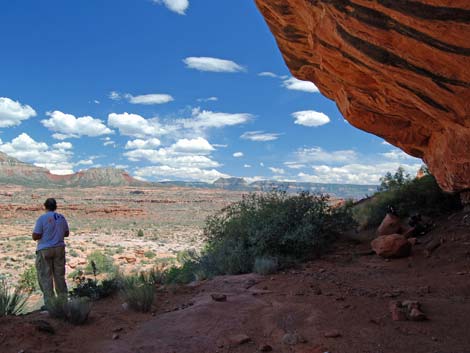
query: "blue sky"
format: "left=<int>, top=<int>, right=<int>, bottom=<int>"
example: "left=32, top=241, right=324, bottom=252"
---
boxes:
left=0, top=0, right=421, bottom=184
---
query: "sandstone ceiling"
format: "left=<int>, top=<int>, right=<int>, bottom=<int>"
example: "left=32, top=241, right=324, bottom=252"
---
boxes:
left=255, top=0, right=470, bottom=193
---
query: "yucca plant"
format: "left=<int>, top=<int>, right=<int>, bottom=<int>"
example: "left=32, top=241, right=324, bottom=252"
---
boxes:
left=0, top=279, right=29, bottom=317
left=120, top=275, right=155, bottom=312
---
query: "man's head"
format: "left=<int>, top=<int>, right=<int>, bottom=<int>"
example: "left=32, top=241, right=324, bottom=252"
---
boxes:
left=44, top=198, right=57, bottom=211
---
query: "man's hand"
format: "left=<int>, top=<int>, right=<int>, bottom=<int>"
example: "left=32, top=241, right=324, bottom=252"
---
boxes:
left=64, top=230, right=70, bottom=238
left=32, top=233, right=42, bottom=241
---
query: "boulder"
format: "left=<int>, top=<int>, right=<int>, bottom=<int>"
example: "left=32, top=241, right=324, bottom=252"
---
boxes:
left=371, top=234, right=411, bottom=258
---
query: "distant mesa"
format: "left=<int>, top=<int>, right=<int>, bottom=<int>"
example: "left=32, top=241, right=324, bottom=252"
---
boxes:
left=0, top=151, right=147, bottom=188
left=0, top=152, right=376, bottom=199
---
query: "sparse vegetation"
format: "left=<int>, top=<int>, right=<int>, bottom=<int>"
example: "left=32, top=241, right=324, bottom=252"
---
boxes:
left=354, top=167, right=462, bottom=228
left=47, top=296, right=91, bottom=325
left=70, top=276, right=118, bottom=300
left=0, top=279, right=28, bottom=317
left=18, top=265, right=38, bottom=293
left=253, top=257, right=279, bottom=275
left=137, top=229, right=144, bottom=237
left=163, top=191, right=355, bottom=283
left=120, top=275, right=155, bottom=312
left=85, top=251, right=116, bottom=275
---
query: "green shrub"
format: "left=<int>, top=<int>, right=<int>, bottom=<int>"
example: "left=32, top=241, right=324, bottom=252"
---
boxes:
left=137, top=229, right=144, bottom=237
left=47, top=296, right=91, bottom=325
left=85, top=251, right=116, bottom=275
left=354, top=169, right=462, bottom=228
left=69, top=277, right=118, bottom=300
left=120, top=276, right=155, bottom=312
left=144, top=251, right=156, bottom=259
left=199, top=191, right=354, bottom=276
left=67, top=298, right=91, bottom=325
left=19, top=265, right=39, bottom=293
left=253, top=257, right=279, bottom=275
left=0, top=279, right=28, bottom=317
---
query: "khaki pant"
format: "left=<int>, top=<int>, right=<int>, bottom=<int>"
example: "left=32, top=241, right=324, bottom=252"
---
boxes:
left=35, top=246, right=68, bottom=306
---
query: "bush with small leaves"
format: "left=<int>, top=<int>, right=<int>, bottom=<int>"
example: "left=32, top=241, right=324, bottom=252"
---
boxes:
left=47, top=296, right=91, bottom=325
left=120, top=276, right=155, bottom=312
left=137, top=229, right=144, bottom=237
left=85, top=251, right=116, bottom=275
left=19, top=265, right=39, bottom=293
left=253, top=257, right=279, bottom=275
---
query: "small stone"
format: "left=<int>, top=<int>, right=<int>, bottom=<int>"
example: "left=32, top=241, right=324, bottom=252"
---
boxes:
left=112, top=334, right=120, bottom=340
left=228, top=334, right=251, bottom=346
left=281, top=333, right=306, bottom=345
left=409, top=308, right=427, bottom=321
left=211, top=293, right=227, bottom=302
left=122, top=303, right=129, bottom=310
left=112, top=327, right=124, bottom=333
left=32, top=320, right=55, bottom=334
left=323, top=330, right=341, bottom=338
left=389, top=301, right=407, bottom=321
left=259, top=344, right=273, bottom=352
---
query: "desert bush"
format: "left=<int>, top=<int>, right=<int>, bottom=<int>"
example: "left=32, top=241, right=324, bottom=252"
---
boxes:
left=47, top=296, right=91, bottom=325
left=70, top=277, right=118, bottom=300
left=19, top=265, right=39, bottom=293
left=0, top=279, right=28, bottom=316
left=137, top=229, right=144, bottom=237
left=139, top=265, right=166, bottom=285
left=253, top=257, right=279, bottom=275
left=198, top=191, right=354, bottom=276
left=144, top=250, right=156, bottom=259
left=354, top=168, right=462, bottom=228
left=120, top=276, right=155, bottom=312
left=85, top=251, right=116, bottom=275
left=67, top=298, right=91, bottom=325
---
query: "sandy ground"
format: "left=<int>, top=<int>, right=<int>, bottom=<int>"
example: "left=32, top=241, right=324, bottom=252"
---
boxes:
left=1, top=210, right=469, bottom=353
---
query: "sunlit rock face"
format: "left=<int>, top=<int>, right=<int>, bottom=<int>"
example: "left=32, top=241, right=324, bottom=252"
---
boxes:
left=255, top=0, right=470, bottom=192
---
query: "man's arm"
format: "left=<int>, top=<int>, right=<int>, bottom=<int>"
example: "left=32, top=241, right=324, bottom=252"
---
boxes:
left=64, top=218, right=70, bottom=237
left=33, top=217, right=43, bottom=241
left=64, top=230, right=70, bottom=238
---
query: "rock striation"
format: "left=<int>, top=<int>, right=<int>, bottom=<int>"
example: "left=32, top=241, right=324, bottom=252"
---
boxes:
left=255, top=0, right=470, bottom=192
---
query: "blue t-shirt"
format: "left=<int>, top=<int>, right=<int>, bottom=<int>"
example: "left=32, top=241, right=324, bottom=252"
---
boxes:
left=33, top=211, right=69, bottom=251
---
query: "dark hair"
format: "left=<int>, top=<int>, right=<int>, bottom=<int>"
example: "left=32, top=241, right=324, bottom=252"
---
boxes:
left=44, top=198, right=57, bottom=211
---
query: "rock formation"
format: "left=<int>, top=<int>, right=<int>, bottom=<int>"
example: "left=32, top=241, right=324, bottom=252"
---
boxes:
left=255, top=0, right=470, bottom=193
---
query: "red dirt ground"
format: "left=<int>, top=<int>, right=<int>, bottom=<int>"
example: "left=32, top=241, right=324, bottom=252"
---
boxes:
left=1, top=211, right=469, bottom=353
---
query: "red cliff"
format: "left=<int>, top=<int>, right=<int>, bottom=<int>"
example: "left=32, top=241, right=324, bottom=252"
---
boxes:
left=255, top=0, right=470, bottom=192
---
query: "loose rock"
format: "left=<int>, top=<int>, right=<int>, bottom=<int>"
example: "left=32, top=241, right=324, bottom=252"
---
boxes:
left=371, top=234, right=412, bottom=258
left=228, top=334, right=251, bottom=346
left=211, top=294, right=227, bottom=302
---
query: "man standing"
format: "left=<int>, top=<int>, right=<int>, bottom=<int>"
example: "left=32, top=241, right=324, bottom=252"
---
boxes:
left=32, top=198, right=69, bottom=307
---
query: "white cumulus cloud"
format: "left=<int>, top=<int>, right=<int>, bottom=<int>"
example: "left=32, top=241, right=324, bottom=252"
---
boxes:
left=0, top=133, right=74, bottom=174
left=233, top=152, right=243, bottom=158
left=171, top=137, right=214, bottom=154
left=241, top=131, right=282, bottom=142
left=126, top=93, right=174, bottom=105
left=183, top=57, right=245, bottom=73
left=0, top=97, right=37, bottom=128
left=292, top=110, right=330, bottom=127
left=42, top=111, right=113, bottom=139
left=153, top=0, right=189, bottom=15
left=108, top=112, right=165, bottom=138
left=185, top=108, right=252, bottom=129
left=269, top=167, right=285, bottom=174
left=135, top=165, right=227, bottom=183
left=282, top=77, right=319, bottom=93
left=293, top=147, right=358, bottom=164
left=125, top=138, right=161, bottom=150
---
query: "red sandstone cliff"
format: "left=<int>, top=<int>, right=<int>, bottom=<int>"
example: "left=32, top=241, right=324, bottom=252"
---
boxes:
left=255, top=0, right=470, bottom=192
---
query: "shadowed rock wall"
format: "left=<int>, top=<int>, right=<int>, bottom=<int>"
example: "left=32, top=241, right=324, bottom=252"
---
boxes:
left=255, top=0, right=470, bottom=192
